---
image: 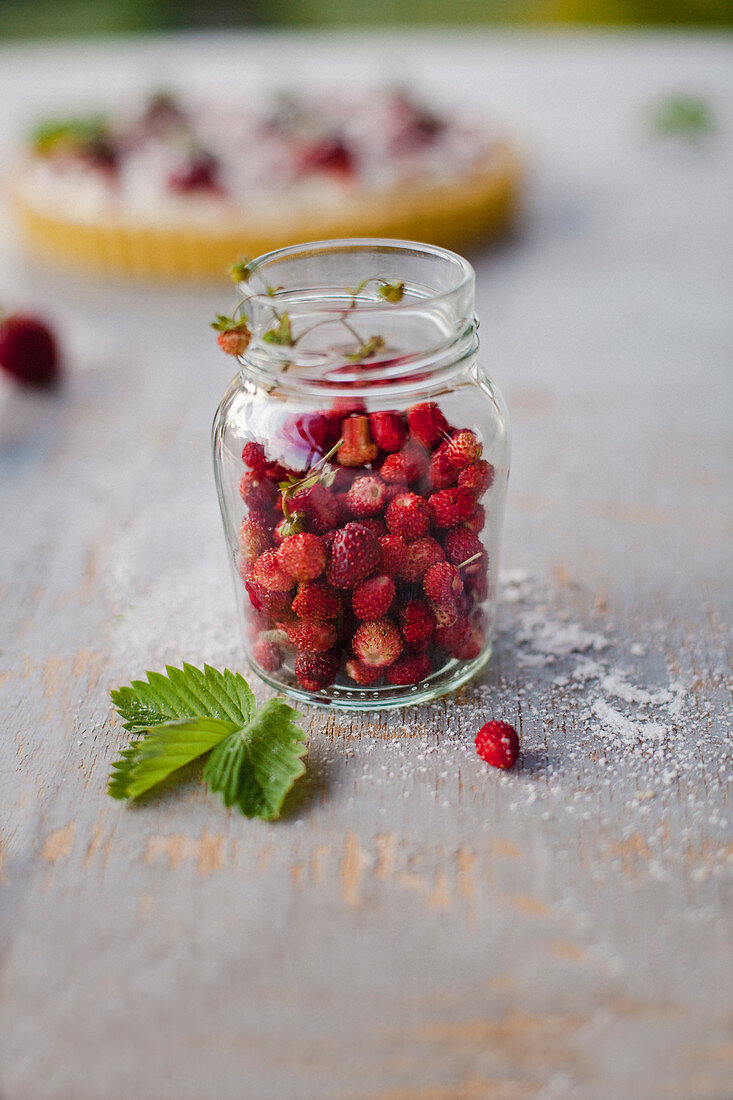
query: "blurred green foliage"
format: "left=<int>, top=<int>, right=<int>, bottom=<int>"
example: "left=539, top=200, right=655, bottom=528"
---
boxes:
left=0, top=0, right=730, bottom=38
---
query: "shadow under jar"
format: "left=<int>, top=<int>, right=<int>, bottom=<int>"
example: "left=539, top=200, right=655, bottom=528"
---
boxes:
left=212, top=239, right=510, bottom=709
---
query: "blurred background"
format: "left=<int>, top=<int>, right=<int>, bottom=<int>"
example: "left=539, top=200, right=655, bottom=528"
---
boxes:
left=1, top=0, right=731, bottom=37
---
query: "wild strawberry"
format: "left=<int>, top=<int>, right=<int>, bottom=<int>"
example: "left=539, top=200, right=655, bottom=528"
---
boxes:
left=423, top=561, right=463, bottom=602
left=430, top=599, right=459, bottom=628
left=0, top=313, right=61, bottom=388
left=385, top=652, right=432, bottom=685
left=434, top=617, right=471, bottom=654
left=301, top=135, right=354, bottom=174
left=378, top=534, right=407, bottom=576
left=428, top=449, right=457, bottom=491
left=291, top=482, right=340, bottom=533
left=399, top=599, right=435, bottom=650
left=292, top=580, right=341, bottom=622
left=352, top=575, right=395, bottom=620
left=212, top=314, right=251, bottom=356
left=352, top=618, right=403, bottom=667
left=443, top=528, right=485, bottom=575
left=327, top=522, right=380, bottom=588
left=251, top=637, right=282, bottom=672
left=273, top=512, right=306, bottom=544
left=345, top=475, right=386, bottom=517
left=464, top=569, right=489, bottom=603
left=445, top=429, right=482, bottom=470
left=294, top=650, right=339, bottom=691
left=238, top=514, right=272, bottom=565
left=398, top=536, right=444, bottom=583
left=244, top=579, right=293, bottom=621
left=276, top=532, right=326, bottom=582
left=463, top=503, right=486, bottom=535
left=385, top=492, right=431, bottom=540
left=379, top=440, right=429, bottom=484
left=345, top=658, right=383, bottom=686
left=428, top=486, right=475, bottom=528
left=172, top=151, right=221, bottom=193
left=249, top=549, right=294, bottom=592
left=369, top=410, right=406, bottom=452
left=286, top=620, right=338, bottom=653
left=406, top=402, right=449, bottom=448
left=338, top=415, right=378, bottom=467
left=241, top=440, right=268, bottom=474
left=357, top=517, right=387, bottom=538
left=451, top=623, right=485, bottom=660
left=475, top=720, right=519, bottom=769
left=239, top=471, right=277, bottom=511
left=458, top=459, right=494, bottom=497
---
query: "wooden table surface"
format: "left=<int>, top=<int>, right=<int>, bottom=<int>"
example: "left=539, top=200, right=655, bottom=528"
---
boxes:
left=0, top=30, right=731, bottom=1100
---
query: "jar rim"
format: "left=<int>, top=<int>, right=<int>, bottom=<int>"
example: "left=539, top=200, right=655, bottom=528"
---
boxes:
left=233, top=237, right=478, bottom=391
left=237, top=238, right=475, bottom=315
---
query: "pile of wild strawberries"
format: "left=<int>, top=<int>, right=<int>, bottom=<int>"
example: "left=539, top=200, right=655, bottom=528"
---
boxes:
left=237, top=400, right=494, bottom=692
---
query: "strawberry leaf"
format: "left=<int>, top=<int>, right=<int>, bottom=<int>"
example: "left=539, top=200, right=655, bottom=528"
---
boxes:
left=108, top=716, right=237, bottom=801
left=110, top=663, right=255, bottom=732
left=204, top=698, right=307, bottom=819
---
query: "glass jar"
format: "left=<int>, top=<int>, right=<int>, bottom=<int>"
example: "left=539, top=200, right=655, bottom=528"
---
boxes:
left=212, top=239, right=510, bottom=709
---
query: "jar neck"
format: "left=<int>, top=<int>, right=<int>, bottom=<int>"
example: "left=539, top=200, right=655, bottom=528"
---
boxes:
left=231, top=238, right=478, bottom=396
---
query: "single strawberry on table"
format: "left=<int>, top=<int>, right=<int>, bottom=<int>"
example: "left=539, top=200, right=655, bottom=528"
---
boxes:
left=0, top=312, right=61, bottom=388
left=475, top=720, right=520, bottom=769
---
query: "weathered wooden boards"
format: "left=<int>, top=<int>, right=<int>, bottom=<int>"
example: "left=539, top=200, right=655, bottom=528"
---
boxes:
left=1, top=31, right=731, bottom=1100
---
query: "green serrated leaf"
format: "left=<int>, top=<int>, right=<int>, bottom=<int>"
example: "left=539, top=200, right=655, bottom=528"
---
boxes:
left=203, top=698, right=307, bottom=820
left=108, top=717, right=237, bottom=801
left=110, top=664, right=255, bottom=733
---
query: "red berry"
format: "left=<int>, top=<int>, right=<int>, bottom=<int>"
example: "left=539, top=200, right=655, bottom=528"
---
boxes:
left=276, top=532, right=326, bottom=583
left=430, top=599, right=460, bottom=628
left=302, top=136, right=354, bottom=174
left=0, top=313, right=61, bottom=388
left=216, top=324, right=251, bottom=356
left=443, top=528, right=485, bottom=575
left=251, top=637, right=282, bottom=672
left=241, top=441, right=268, bottom=474
left=369, top=410, right=407, bottom=452
left=444, top=429, right=482, bottom=470
left=428, top=449, right=457, bottom=491
left=291, top=483, right=340, bottom=533
left=378, top=534, right=407, bottom=577
left=273, top=512, right=306, bottom=545
left=238, top=515, right=272, bottom=566
left=398, top=536, right=444, bottom=583
left=385, top=652, right=432, bottom=686
left=239, top=471, right=277, bottom=511
left=338, top=414, right=378, bottom=467
left=294, top=650, right=339, bottom=691
left=352, top=574, right=395, bottom=620
left=244, top=579, right=294, bottom=621
left=380, top=440, right=429, bottom=484
left=458, top=460, right=494, bottom=497
left=423, top=561, right=463, bottom=602
left=345, top=476, right=386, bottom=518
left=352, top=618, right=403, bottom=667
left=292, top=580, right=341, bottom=622
left=434, top=617, right=471, bottom=654
left=385, top=492, right=431, bottom=540
left=475, top=720, right=520, bottom=769
left=406, top=402, right=449, bottom=448
left=428, top=487, right=476, bottom=528
left=170, top=150, right=221, bottom=192
left=250, top=549, right=294, bottom=592
left=327, top=522, right=381, bottom=589
left=357, top=517, right=387, bottom=538
left=451, top=623, right=485, bottom=660
left=463, top=503, right=486, bottom=535
left=399, top=599, right=436, bottom=649
left=345, top=658, right=383, bottom=686
left=286, top=620, right=338, bottom=653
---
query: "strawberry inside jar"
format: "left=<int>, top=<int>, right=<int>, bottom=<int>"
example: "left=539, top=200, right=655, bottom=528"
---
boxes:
left=212, top=239, right=510, bottom=709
